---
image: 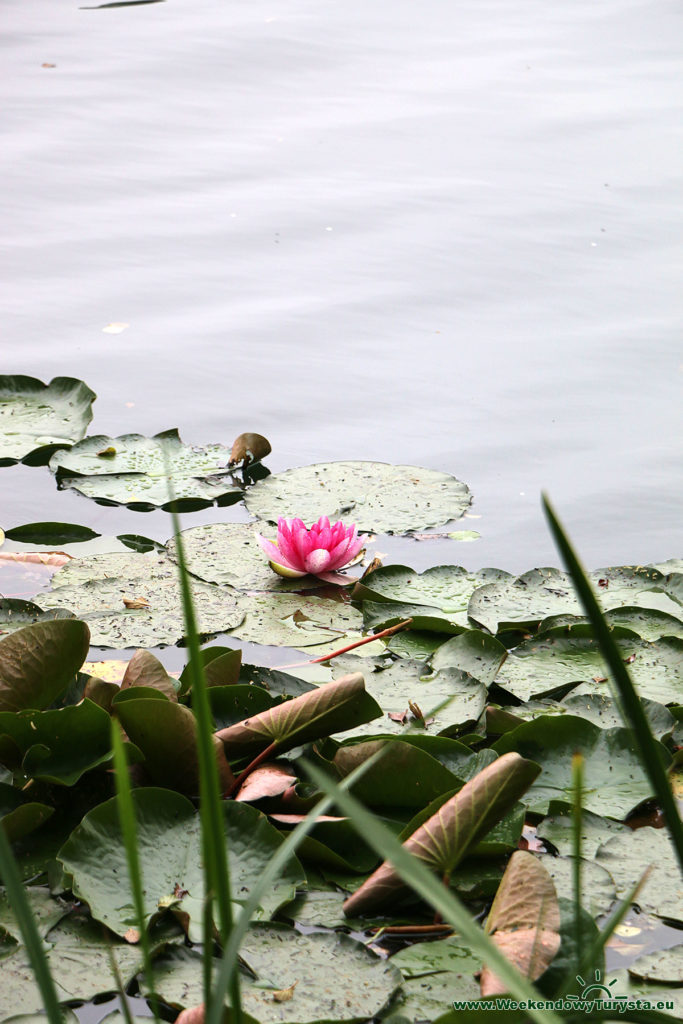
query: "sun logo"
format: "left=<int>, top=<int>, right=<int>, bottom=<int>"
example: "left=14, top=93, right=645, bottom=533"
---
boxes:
left=569, top=969, right=623, bottom=1002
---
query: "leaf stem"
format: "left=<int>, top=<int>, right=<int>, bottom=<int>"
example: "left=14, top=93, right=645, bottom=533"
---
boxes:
left=226, top=740, right=279, bottom=798
left=273, top=618, right=413, bottom=670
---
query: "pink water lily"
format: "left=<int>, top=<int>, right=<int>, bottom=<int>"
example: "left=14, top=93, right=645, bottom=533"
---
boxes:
left=256, top=516, right=364, bottom=585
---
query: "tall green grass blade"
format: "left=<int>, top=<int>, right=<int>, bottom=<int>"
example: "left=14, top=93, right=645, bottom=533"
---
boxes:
left=110, top=719, right=160, bottom=1023
left=0, top=825, right=64, bottom=1023
left=542, top=494, right=683, bottom=871
left=303, top=759, right=562, bottom=1024
left=166, top=478, right=242, bottom=1022
left=571, top=752, right=583, bottom=982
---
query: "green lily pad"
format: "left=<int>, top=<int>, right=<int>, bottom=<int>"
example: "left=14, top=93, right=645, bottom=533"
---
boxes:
left=629, top=945, right=683, bottom=984
left=3, top=522, right=100, bottom=545
left=357, top=565, right=510, bottom=624
left=333, top=739, right=464, bottom=809
left=493, top=716, right=669, bottom=818
left=226, top=591, right=369, bottom=653
left=0, top=375, right=95, bottom=466
left=0, top=887, right=72, bottom=944
left=34, top=551, right=242, bottom=647
left=58, top=788, right=305, bottom=940
left=114, top=697, right=234, bottom=794
left=0, top=599, right=76, bottom=637
left=537, top=808, right=630, bottom=859
left=540, top=606, right=683, bottom=642
left=245, top=461, right=472, bottom=534
left=0, top=700, right=119, bottom=786
left=596, top=827, right=683, bottom=924
left=50, top=428, right=242, bottom=511
left=430, top=630, right=508, bottom=685
left=0, top=783, right=54, bottom=841
left=605, top=970, right=683, bottom=1017
left=389, top=939, right=482, bottom=1021
left=0, top=619, right=90, bottom=712
left=494, top=627, right=683, bottom=704
left=143, top=924, right=403, bottom=1022
left=166, top=522, right=324, bottom=592
left=362, top=600, right=466, bottom=638
left=561, top=692, right=675, bottom=737
left=531, top=853, right=616, bottom=918
left=468, top=566, right=683, bottom=634
left=329, top=656, right=487, bottom=740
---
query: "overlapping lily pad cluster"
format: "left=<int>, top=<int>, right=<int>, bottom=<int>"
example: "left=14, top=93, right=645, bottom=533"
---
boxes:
left=0, top=376, right=682, bottom=1023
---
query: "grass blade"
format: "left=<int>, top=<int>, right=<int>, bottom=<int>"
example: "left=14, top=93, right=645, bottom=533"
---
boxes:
left=542, top=493, right=683, bottom=871
left=110, top=719, right=160, bottom=1022
left=0, top=825, right=64, bottom=1023
left=571, top=752, right=583, bottom=982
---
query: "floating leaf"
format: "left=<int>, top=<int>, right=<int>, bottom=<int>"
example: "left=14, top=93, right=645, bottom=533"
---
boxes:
left=3, top=522, right=100, bottom=545
left=0, top=619, right=90, bottom=712
left=0, top=784, right=54, bottom=842
left=540, top=606, right=683, bottom=642
left=596, top=827, right=683, bottom=924
left=166, top=522, right=324, bottom=592
left=629, top=944, right=683, bottom=984
left=431, top=630, right=508, bottom=685
left=228, top=431, right=272, bottom=466
left=0, top=599, right=75, bottom=637
left=58, top=789, right=304, bottom=939
left=494, top=627, right=683, bottom=704
left=537, top=807, right=629, bottom=859
left=34, top=552, right=242, bottom=647
left=0, top=700, right=117, bottom=786
left=0, top=375, right=95, bottom=466
left=142, top=925, right=402, bottom=1022
left=343, top=752, right=541, bottom=916
left=245, top=461, right=472, bottom=534
left=333, top=739, right=465, bottom=808
left=494, top=716, right=669, bottom=817
left=226, top=591, right=367, bottom=652
left=50, top=429, right=241, bottom=511
left=120, top=649, right=178, bottom=700
left=217, top=673, right=381, bottom=757
left=114, top=698, right=234, bottom=794
left=390, top=939, right=481, bottom=1020
left=356, top=564, right=509, bottom=624
left=531, top=852, right=616, bottom=918
left=468, top=565, right=682, bottom=634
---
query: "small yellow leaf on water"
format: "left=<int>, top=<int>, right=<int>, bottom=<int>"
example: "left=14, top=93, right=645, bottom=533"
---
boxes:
left=272, top=981, right=298, bottom=1003
left=96, top=447, right=116, bottom=457
left=102, top=322, right=129, bottom=334
left=84, top=660, right=128, bottom=684
left=123, top=596, right=150, bottom=609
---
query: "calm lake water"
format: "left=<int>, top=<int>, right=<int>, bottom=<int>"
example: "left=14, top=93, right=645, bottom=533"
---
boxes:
left=3, top=0, right=681, bottom=574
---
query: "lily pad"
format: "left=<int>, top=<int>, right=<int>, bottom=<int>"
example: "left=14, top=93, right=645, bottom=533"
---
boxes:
left=537, top=808, right=630, bottom=859
left=431, top=631, right=508, bottom=685
left=34, top=552, right=242, bottom=647
left=494, top=717, right=670, bottom=818
left=166, top=522, right=324, bottom=592
left=329, top=656, right=487, bottom=740
left=628, top=944, right=683, bottom=984
left=540, top=606, right=683, bottom=642
left=0, top=619, right=90, bottom=712
left=356, top=565, right=510, bottom=625
left=245, top=461, right=472, bottom=534
left=333, top=739, right=465, bottom=809
left=58, top=788, right=305, bottom=940
left=226, top=591, right=368, bottom=653
left=605, top=969, right=683, bottom=1017
left=389, top=940, right=482, bottom=1021
left=0, top=783, right=54, bottom=841
left=596, top=827, right=683, bottom=924
left=0, top=375, right=95, bottom=466
left=531, top=853, right=616, bottom=918
left=494, top=627, right=683, bottom=705
left=468, top=566, right=683, bottom=634
left=3, top=522, right=100, bottom=545
left=143, top=925, right=403, bottom=1023
left=0, top=700, right=119, bottom=786
left=50, top=428, right=242, bottom=511
left=0, top=599, right=76, bottom=637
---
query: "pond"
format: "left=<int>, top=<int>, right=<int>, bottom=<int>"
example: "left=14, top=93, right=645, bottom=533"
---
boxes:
left=2, top=0, right=681, bottom=574
left=1, top=3, right=682, bottom=1023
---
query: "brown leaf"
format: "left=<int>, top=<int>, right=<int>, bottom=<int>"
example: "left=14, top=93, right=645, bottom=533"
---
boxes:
left=120, top=649, right=178, bottom=701
left=592, top=676, right=608, bottom=684
left=388, top=710, right=408, bottom=725
left=123, top=596, right=149, bottom=609
left=272, top=981, right=298, bottom=1003
left=123, top=927, right=140, bottom=944
left=234, top=763, right=298, bottom=803
left=480, top=929, right=561, bottom=996
left=0, top=551, right=72, bottom=567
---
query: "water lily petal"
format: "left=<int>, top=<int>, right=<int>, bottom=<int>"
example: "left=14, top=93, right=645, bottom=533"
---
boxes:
left=304, top=548, right=333, bottom=574
left=275, top=520, right=301, bottom=569
left=255, top=534, right=299, bottom=572
left=316, top=570, right=357, bottom=586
